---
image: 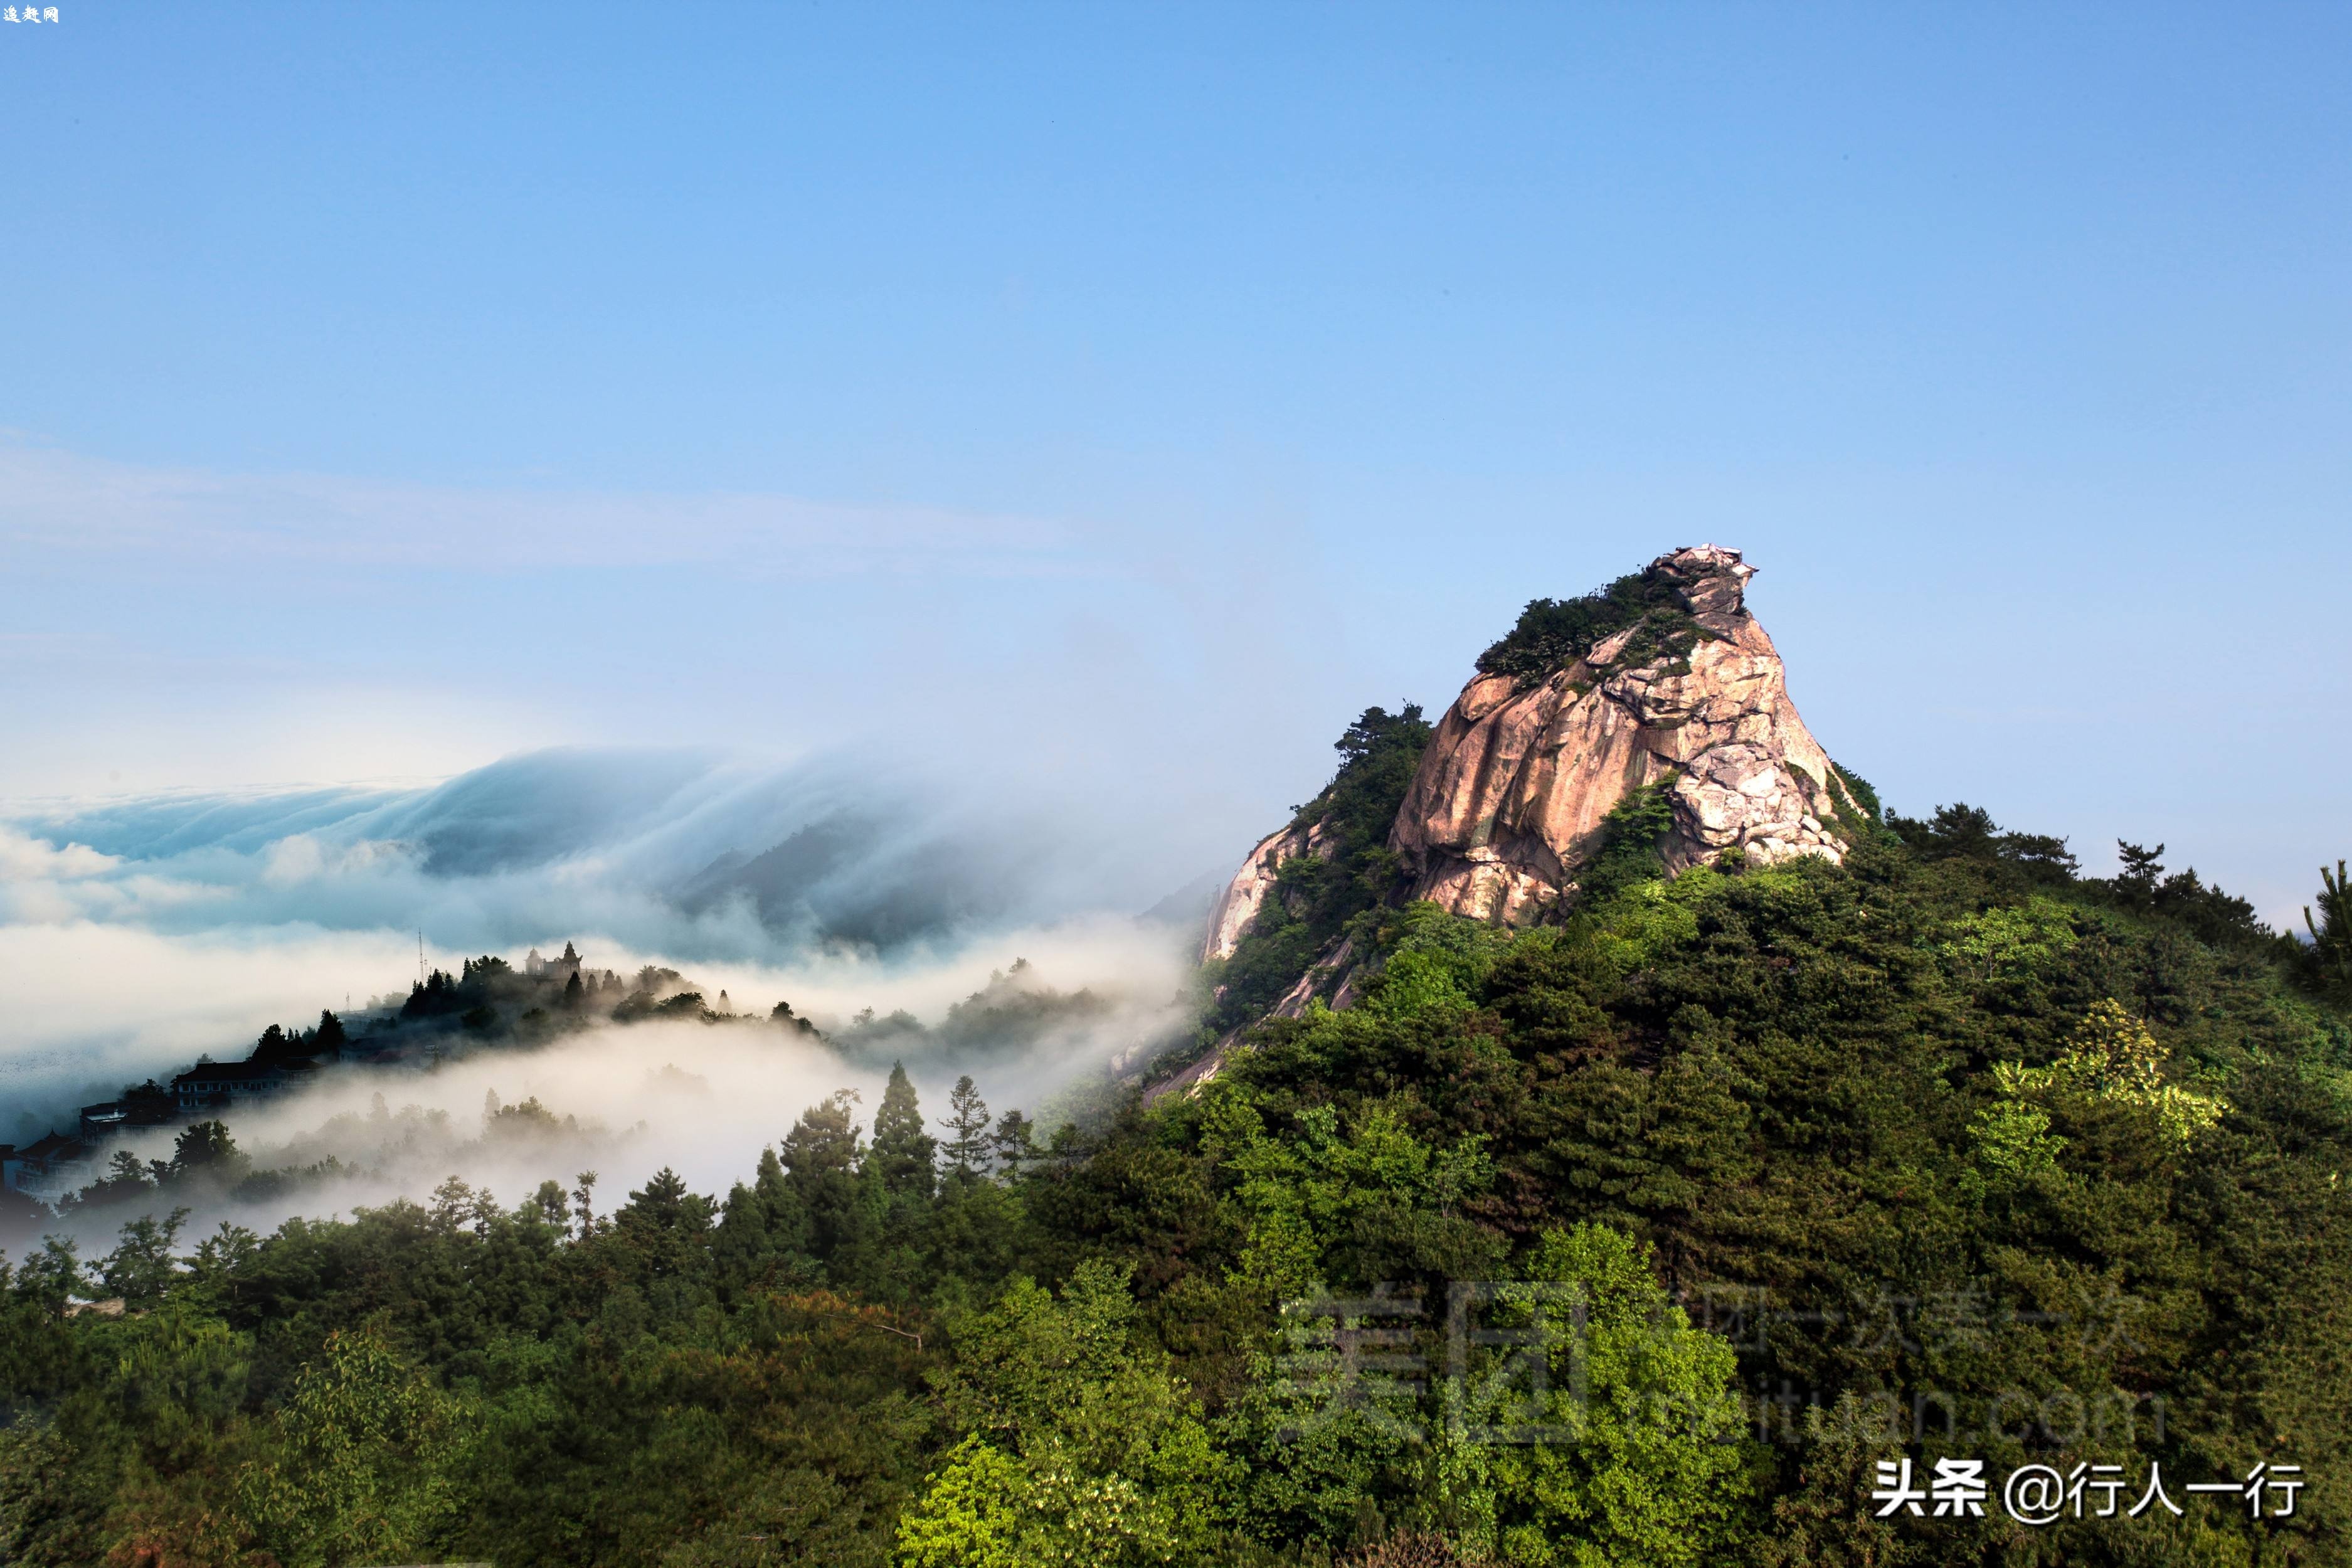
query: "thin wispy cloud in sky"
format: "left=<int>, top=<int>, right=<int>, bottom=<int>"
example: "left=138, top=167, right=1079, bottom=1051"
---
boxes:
left=0, top=440, right=1096, bottom=579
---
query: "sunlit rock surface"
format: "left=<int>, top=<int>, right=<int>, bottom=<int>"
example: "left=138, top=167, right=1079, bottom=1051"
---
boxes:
left=1202, top=546, right=1862, bottom=963
left=1392, top=544, right=1860, bottom=922
left=1199, top=820, right=1333, bottom=963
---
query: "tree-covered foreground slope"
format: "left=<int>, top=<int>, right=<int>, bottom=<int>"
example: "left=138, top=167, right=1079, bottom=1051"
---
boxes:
left=6, top=728, right=2352, bottom=1567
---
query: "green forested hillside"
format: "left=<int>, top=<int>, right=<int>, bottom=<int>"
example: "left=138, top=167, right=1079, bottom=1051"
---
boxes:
left=5, top=747, right=2351, bottom=1567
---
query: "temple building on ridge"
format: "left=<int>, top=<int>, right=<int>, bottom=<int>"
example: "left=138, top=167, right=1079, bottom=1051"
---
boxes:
left=524, top=941, right=584, bottom=977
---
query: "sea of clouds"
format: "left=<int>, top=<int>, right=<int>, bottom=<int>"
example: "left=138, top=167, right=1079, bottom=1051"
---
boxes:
left=0, top=746, right=1222, bottom=1243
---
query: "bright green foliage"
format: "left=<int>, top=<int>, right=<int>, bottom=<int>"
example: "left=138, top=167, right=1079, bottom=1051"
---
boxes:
left=1198, top=827, right=2352, bottom=1564
left=1340, top=900, right=1518, bottom=1024
left=1967, top=1098, right=2065, bottom=1182
left=1995, top=998, right=2229, bottom=1147
left=894, top=1440, right=1029, bottom=1568
left=1210, top=1096, right=1491, bottom=1298
left=237, top=1325, right=465, bottom=1567
left=1574, top=781, right=1679, bottom=904
left=896, top=1261, right=1236, bottom=1567
left=1586, top=863, right=1756, bottom=972
left=1937, top=894, right=2079, bottom=980
left=1446, top=1226, right=1755, bottom=1567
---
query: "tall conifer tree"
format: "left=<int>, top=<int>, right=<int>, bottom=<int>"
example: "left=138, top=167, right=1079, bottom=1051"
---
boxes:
left=939, top=1075, right=992, bottom=1181
left=871, top=1062, right=936, bottom=1199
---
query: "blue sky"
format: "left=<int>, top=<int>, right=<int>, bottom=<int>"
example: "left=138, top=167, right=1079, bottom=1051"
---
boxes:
left=4, top=3, right=2349, bottom=923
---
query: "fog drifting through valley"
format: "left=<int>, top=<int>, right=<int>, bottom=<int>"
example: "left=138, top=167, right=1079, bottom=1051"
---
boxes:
left=0, top=747, right=1216, bottom=1247
left=9, top=914, right=1197, bottom=1249
left=53, top=941, right=1190, bottom=1249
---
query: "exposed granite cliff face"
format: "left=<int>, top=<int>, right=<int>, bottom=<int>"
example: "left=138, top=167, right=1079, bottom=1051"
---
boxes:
left=1392, top=544, right=1861, bottom=923
left=1203, top=545, right=1860, bottom=958
left=1158, top=545, right=1861, bottom=1102
left=1200, top=820, right=1330, bottom=964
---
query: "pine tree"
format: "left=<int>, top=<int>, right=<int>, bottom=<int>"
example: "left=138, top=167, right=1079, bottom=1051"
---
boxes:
left=611, top=1168, right=713, bottom=1283
left=711, top=1173, right=773, bottom=1296
left=750, top=1143, right=810, bottom=1256
left=2307, top=859, right=2352, bottom=998
left=783, top=1090, right=867, bottom=1260
left=2116, top=840, right=2166, bottom=908
left=571, top=1170, right=598, bottom=1239
left=939, top=1075, right=992, bottom=1182
left=527, top=1179, right=568, bottom=1227
left=992, top=1108, right=1037, bottom=1181
left=871, top=1062, right=936, bottom=1199
left=782, top=1092, right=862, bottom=1180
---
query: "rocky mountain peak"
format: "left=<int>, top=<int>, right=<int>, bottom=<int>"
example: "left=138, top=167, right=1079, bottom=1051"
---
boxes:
left=1201, top=546, right=1865, bottom=966
left=1392, top=544, right=1862, bottom=924
left=1649, top=541, right=1756, bottom=620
